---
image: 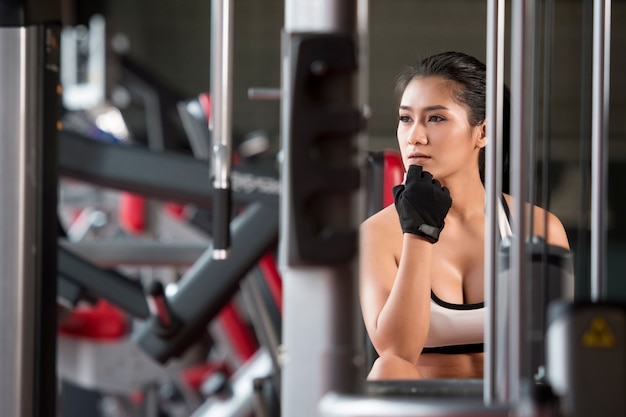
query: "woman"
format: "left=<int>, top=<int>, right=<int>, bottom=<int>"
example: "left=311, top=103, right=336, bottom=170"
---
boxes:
left=359, top=51, right=570, bottom=380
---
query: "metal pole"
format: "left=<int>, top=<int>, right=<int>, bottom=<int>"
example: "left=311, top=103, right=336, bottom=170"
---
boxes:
left=284, top=0, right=356, bottom=33
left=590, top=0, right=611, bottom=302
left=0, top=20, right=59, bottom=417
left=210, top=0, right=234, bottom=260
left=280, top=1, right=363, bottom=417
left=0, top=27, right=37, bottom=417
left=484, top=0, right=505, bottom=406
left=509, top=0, right=535, bottom=405
left=575, top=0, right=594, bottom=296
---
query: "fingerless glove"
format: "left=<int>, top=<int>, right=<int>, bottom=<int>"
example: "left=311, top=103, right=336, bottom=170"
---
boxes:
left=392, top=165, right=452, bottom=243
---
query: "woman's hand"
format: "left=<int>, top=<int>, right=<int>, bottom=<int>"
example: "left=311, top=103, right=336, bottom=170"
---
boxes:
left=392, top=165, right=452, bottom=243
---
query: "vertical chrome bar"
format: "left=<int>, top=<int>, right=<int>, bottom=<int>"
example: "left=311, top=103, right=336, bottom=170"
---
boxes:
left=575, top=0, right=594, bottom=291
left=210, top=0, right=234, bottom=259
left=541, top=0, right=555, bottom=222
left=484, top=0, right=505, bottom=405
left=0, top=25, right=48, bottom=417
left=509, top=0, right=535, bottom=404
left=590, top=0, right=611, bottom=302
left=86, top=14, right=106, bottom=95
left=285, top=0, right=356, bottom=33
left=357, top=0, right=369, bottom=119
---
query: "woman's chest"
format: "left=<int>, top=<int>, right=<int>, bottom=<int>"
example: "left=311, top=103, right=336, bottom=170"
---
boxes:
left=430, top=229, right=486, bottom=304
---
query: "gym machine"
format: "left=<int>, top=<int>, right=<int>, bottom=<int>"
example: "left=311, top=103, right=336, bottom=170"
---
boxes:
left=279, top=1, right=367, bottom=416
left=1, top=0, right=621, bottom=415
left=281, top=1, right=622, bottom=417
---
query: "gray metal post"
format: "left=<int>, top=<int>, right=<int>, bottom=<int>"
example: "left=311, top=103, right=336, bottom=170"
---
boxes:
left=509, top=0, right=536, bottom=404
left=210, top=0, right=234, bottom=260
left=0, top=28, right=37, bottom=417
left=590, top=0, right=611, bottom=302
left=0, top=12, right=60, bottom=417
left=280, top=1, right=365, bottom=417
left=484, top=0, right=506, bottom=406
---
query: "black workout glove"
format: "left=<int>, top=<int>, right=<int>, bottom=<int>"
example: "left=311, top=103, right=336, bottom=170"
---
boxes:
left=392, top=165, right=452, bottom=243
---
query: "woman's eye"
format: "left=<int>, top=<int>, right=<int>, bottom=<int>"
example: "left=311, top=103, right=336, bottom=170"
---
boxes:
left=428, top=115, right=445, bottom=123
left=399, top=115, right=411, bottom=123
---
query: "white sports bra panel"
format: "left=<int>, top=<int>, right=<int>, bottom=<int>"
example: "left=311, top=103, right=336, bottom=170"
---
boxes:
left=424, top=293, right=484, bottom=348
left=422, top=196, right=511, bottom=352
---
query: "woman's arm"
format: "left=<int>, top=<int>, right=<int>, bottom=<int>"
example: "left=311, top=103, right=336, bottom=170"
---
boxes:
left=359, top=209, right=433, bottom=364
left=361, top=166, right=452, bottom=365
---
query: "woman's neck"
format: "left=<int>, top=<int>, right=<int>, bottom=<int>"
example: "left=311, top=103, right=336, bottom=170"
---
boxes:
left=444, top=173, right=486, bottom=220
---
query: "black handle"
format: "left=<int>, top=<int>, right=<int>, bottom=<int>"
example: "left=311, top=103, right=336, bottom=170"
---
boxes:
left=212, top=186, right=232, bottom=259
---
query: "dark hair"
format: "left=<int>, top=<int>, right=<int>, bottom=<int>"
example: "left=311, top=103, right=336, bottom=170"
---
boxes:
left=394, top=51, right=510, bottom=191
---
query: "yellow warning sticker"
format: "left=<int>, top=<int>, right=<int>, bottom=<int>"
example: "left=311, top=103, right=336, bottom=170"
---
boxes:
left=582, top=316, right=616, bottom=348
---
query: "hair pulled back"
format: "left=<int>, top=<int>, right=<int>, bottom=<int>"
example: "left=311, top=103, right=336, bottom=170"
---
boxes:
left=394, top=51, right=510, bottom=189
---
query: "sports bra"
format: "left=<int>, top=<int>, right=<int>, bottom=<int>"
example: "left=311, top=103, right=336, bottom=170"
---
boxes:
left=422, top=195, right=513, bottom=355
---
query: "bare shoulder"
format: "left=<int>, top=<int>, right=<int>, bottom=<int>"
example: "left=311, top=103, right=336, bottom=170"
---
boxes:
left=361, top=204, right=402, bottom=237
left=359, top=204, right=403, bottom=271
left=502, top=194, right=570, bottom=250
left=359, top=204, right=402, bottom=246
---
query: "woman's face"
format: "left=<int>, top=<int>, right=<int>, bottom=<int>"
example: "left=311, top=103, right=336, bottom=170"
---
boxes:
left=397, top=76, right=486, bottom=182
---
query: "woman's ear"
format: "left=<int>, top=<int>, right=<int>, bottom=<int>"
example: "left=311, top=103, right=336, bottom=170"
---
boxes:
left=476, top=120, right=488, bottom=149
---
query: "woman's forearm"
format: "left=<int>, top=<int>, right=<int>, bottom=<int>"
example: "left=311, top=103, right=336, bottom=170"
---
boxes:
left=371, top=235, right=433, bottom=363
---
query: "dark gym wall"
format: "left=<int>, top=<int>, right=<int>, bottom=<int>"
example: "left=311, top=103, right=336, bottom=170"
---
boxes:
left=101, top=0, right=490, bottom=144
left=104, top=1, right=283, bottom=144
left=368, top=0, right=488, bottom=148
left=94, top=0, right=625, bottom=298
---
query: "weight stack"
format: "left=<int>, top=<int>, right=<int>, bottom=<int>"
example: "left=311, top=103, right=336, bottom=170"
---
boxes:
left=546, top=301, right=626, bottom=417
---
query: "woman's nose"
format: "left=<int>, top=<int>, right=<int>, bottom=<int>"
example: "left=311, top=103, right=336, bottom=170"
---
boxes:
left=407, top=126, right=428, bottom=145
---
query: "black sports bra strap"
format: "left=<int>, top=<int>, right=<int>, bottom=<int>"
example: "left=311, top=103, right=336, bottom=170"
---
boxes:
left=498, top=195, right=514, bottom=239
left=500, top=194, right=512, bottom=225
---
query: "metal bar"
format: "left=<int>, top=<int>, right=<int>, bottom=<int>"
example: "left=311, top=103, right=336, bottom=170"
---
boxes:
left=210, top=0, right=234, bottom=259
left=575, top=0, right=594, bottom=294
left=248, top=87, right=282, bottom=101
left=58, top=131, right=280, bottom=207
left=366, top=379, right=483, bottom=398
left=484, top=0, right=505, bottom=405
left=540, top=0, right=555, bottom=215
left=285, top=0, right=356, bottom=33
left=319, top=392, right=509, bottom=417
left=590, top=0, right=611, bottom=302
left=509, top=0, right=536, bottom=404
left=0, top=26, right=37, bottom=417
left=134, top=202, right=279, bottom=363
left=540, top=0, right=556, bottom=361
left=0, top=23, right=59, bottom=417
left=58, top=245, right=151, bottom=319
left=240, top=270, right=283, bottom=390
left=526, top=0, right=541, bottom=231
left=190, top=348, right=274, bottom=417
left=59, top=239, right=208, bottom=267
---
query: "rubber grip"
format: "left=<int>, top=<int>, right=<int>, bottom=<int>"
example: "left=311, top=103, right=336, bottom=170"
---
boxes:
left=212, top=187, right=232, bottom=256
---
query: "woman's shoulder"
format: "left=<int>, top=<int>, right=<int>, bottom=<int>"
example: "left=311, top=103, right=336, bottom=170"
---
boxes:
left=502, top=193, right=570, bottom=249
left=360, top=204, right=403, bottom=265
left=361, top=204, right=402, bottom=238
left=362, top=204, right=399, bottom=227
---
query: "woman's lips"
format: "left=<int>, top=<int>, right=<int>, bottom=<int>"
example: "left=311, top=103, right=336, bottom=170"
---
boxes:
left=408, top=154, right=430, bottom=164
